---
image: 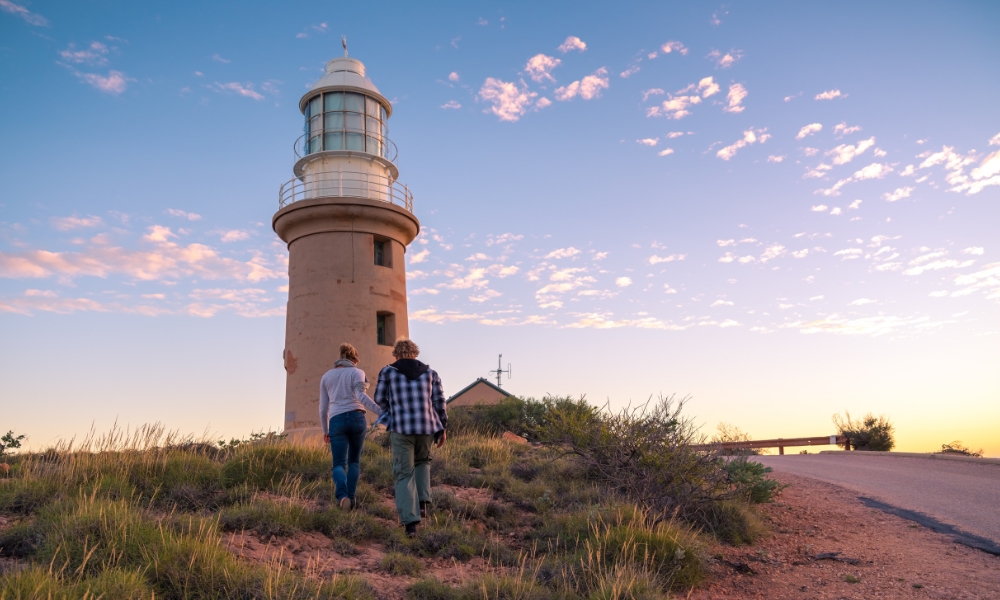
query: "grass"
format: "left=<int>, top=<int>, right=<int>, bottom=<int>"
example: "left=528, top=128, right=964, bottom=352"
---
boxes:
left=0, top=410, right=781, bottom=599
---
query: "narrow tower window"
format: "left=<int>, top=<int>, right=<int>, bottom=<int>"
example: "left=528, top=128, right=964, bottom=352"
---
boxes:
left=377, top=312, right=395, bottom=346
left=374, top=240, right=385, bottom=266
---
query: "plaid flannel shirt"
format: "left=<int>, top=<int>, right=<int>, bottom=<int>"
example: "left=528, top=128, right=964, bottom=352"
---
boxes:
left=373, top=363, right=447, bottom=435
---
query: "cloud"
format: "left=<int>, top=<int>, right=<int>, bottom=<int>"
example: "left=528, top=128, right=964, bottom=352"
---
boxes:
left=620, top=65, right=641, bottom=78
left=760, top=244, right=786, bottom=262
left=716, top=128, right=770, bottom=160
left=0, top=0, right=47, bottom=26
left=658, top=148, right=674, bottom=156
left=811, top=205, right=828, bottom=212
left=52, top=216, right=103, bottom=231
left=0, top=230, right=280, bottom=283
left=882, top=186, right=914, bottom=202
left=554, top=67, right=609, bottom=101
left=440, top=268, right=489, bottom=290
left=647, top=78, right=717, bottom=119
left=212, top=82, right=264, bottom=100
left=706, top=49, right=743, bottom=69
left=469, top=289, right=502, bottom=303
left=440, top=100, right=461, bottom=109
left=478, top=78, right=538, bottom=122
left=723, top=83, right=747, bottom=113
left=486, top=233, right=523, bottom=246
left=648, top=254, right=685, bottom=264
left=962, top=247, right=984, bottom=256
left=815, top=89, right=844, bottom=100
left=660, top=41, right=688, bottom=55
left=710, top=6, right=728, bottom=26
left=524, top=54, right=561, bottom=82
left=409, top=309, right=483, bottom=324
left=717, top=239, right=736, bottom=247
left=848, top=199, right=862, bottom=209
left=545, top=247, right=581, bottom=259
left=615, top=277, right=632, bottom=287
left=165, top=209, right=201, bottom=221
left=59, top=41, right=109, bottom=66
left=796, top=123, right=822, bottom=140
left=710, top=299, right=733, bottom=307
left=409, top=248, right=430, bottom=264
left=212, top=54, right=230, bottom=64
left=448, top=72, right=459, bottom=82
left=637, top=138, right=658, bottom=146
left=833, top=122, right=861, bottom=137
left=767, top=155, right=785, bottom=163
left=642, top=88, right=664, bottom=102
left=826, top=137, right=875, bottom=165
left=75, top=70, right=130, bottom=94
left=557, top=36, right=587, bottom=53
left=815, top=163, right=893, bottom=196
left=784, top=314, right=926, bottom=336
left=850, top=298, right=876, bottom=306
left=220, top=230, right=250, bottom=242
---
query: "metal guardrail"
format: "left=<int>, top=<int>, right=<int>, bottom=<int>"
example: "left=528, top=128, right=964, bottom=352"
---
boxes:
left=691, top=435, right=848, bottom=455
left=294, top=131, right=398, bottom=163
left=278, top=170, right=413, bottom=213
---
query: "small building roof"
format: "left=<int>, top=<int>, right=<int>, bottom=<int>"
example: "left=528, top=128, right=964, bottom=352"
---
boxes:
left=447, top=377, right=511, bottom=404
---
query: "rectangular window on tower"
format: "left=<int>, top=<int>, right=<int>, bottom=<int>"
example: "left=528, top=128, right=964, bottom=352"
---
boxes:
left=377, top=312, right=395, bottom=346
left=373, top=237, right=391, bottom=267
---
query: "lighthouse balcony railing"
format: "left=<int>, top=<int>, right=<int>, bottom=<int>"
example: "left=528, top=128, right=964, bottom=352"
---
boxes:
left=294, top=131, right=398, bottom=164
left=279, top=170, right=413, bottom=213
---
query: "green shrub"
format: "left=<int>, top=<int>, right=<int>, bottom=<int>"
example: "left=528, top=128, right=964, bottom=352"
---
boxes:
left=219, top=497, right=307, bottom=538
left=701, top=501, right=767, bottom=545
left=723, top=458, right=783, bottom=504
left=380, top=552, right=424, bottom=576
left=834, top=411, right=895, bottom=451
left=0, top=477, right=62, bottom=514
left=407, top=577, right=461, bottom=600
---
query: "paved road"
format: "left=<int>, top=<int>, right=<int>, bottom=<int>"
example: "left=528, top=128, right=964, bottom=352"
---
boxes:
left=756, top=453, right=1000, bottom=554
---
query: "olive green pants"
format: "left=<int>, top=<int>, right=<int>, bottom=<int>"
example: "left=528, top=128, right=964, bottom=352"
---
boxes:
left=390, top=432, right=433, bottom=525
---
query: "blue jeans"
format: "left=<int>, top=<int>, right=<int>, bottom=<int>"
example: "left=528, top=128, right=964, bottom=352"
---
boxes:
left=328, top=411, right=368, bottom=502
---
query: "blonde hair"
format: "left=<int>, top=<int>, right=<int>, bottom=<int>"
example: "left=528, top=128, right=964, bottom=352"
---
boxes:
left=339, top=343, right=359, bottom=362
left=392, top=338, right=419, bottom=358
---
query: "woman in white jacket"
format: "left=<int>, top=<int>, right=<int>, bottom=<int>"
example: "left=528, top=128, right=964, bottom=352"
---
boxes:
left=320, top=343, right=382, bottom=509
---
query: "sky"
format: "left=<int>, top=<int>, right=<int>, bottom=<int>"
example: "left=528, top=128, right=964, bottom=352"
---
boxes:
left=1, top=1, right=998, bottom=456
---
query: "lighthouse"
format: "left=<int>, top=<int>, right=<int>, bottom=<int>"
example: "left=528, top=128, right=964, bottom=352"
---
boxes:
left=273, top=49, right=419, bottom=442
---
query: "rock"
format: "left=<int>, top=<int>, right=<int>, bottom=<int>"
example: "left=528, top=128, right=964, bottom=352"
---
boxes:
left=502, top=431, right=529, bottom=445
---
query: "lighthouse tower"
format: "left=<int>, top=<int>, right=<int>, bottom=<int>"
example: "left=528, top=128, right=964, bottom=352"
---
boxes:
left=273, top=49, right=419, bottom=442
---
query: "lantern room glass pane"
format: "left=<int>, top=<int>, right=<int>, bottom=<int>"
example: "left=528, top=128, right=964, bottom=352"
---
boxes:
left=309, top=115, right=323, bottom=136
left=345, top=112, right=363, bottom=133
left=308, top=136, right=322, bottom=154
left=324, top=92, right=344, bottom=111
left=324, top=132, right=344, bottom=151
left=344, top=92, right=364, bottom=113
left=346, top=132, right=365, bottom=151
left=365, top=96, right=380, bottom=117
left=366, top=135, right=381, bottom=155
left=366, top=116, right=379, bottom=136
left=324, top=112, right=344, bottom=131
left=381, top=106, right=387, bottom=121
left=308, top=96, right=321, bottom=118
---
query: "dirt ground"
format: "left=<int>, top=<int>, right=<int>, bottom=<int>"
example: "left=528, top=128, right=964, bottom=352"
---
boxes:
left=222, top=471, right=1000, bottom=599
left=690, top=471, right=1000, bottom=600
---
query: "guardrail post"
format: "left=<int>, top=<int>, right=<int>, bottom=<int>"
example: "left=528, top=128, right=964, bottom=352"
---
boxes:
left=778, top=439, right=784, bottom=455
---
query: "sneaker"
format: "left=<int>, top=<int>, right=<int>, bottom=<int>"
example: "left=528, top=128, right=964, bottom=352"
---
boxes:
left=339, top=497, right=352, bottom=510
left=405, top=522, right=418, bottom=538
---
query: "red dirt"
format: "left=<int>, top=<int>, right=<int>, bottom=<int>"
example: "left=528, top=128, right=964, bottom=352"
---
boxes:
left=690, top=471, right=1000, bottom=599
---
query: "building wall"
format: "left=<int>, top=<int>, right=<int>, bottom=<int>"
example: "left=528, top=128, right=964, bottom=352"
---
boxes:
left=448, top=381, right=510, bottom=408
left=274, top=196, right=419, bottom=442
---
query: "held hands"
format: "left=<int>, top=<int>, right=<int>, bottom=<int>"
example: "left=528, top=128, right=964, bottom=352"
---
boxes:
left=323, top=434, right=330, bottom=444
left=435, top=430, right=447, bottom=448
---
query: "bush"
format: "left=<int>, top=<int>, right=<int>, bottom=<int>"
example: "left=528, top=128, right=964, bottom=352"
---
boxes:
left=940, top=441, right=983, bottom=457
left=219, top=443, right=328, bottom=489
left=723, top=458, right=783, bottom=504
left=833, top=412, right=895, bottom=451
left=710, top=423, right=763, bottom=456
left=380, top=552, right=424, bottom=576
left=0, top=430, right=25, bottom=457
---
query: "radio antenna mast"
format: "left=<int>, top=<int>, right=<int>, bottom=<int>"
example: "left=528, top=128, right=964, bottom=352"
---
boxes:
left=489, top=354, right=511, bottom=388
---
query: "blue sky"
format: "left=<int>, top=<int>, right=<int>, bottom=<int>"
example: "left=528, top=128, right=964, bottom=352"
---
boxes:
left=2, top=1, right=999, bottom=455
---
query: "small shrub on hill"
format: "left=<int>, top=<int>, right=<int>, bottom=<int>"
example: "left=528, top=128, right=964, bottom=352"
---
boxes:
left=940, top=441, right=983, bottom=457
left=834, top=411, right=895, bottom=451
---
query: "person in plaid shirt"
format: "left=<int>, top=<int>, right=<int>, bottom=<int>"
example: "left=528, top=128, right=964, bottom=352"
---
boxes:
left=373, top=338, right=447, bottom=536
